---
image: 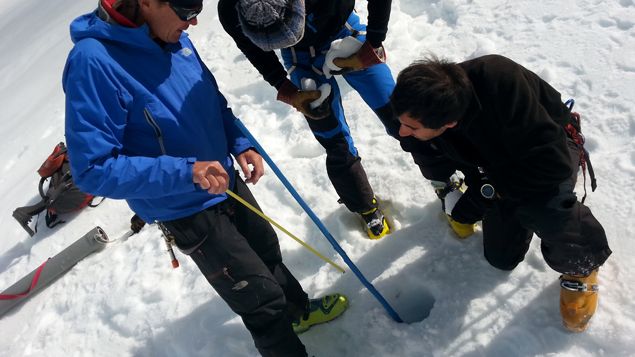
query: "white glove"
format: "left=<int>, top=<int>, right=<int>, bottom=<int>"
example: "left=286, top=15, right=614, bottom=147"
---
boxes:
left=444, top=189, right=464, bottom=215
left=300, top=78, right=332, bottom=109
left=322, top=36, right=363, bottom=79
left=430, top=171, right=466, bottom=215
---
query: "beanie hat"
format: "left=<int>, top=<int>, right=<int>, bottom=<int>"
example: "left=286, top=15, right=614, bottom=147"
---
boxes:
left=237, top=0, right=305, bottom=51
left=168, top=0, right=203, bottom=8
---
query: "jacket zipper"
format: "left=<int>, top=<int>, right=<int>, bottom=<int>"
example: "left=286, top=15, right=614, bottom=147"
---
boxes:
left=143, top=108, right=167, bottom=155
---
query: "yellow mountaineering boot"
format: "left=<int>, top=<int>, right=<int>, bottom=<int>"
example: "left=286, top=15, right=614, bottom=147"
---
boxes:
left=292, top=294, right=349, bottom=334
left=446, top=215, right=476, bottom=239
left=434, top=175, right=477, bottom=239
left=560, top=269, right=599, bottom=332
left=361, top=207, right=390, bottom=240
left=361, top=201, right=390, bottom=240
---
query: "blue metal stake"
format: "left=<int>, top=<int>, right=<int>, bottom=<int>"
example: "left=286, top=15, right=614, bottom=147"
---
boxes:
left=235, top=119, right=403, bottom=323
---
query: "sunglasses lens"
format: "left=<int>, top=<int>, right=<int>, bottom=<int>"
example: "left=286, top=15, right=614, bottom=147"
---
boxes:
left=170, top=4, right=202, bottom=21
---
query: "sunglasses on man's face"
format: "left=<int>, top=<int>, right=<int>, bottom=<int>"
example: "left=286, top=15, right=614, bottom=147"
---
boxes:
left=169, top=3, right=202, bottom=21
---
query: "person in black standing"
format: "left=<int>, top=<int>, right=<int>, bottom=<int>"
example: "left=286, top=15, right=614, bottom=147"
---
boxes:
left=390, top=54, right=611, bottom=332
left=218, top=0, right=396, bottom=239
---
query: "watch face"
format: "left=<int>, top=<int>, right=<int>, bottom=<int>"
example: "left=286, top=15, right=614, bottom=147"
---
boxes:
left=480, top=184, right=495, bottom=199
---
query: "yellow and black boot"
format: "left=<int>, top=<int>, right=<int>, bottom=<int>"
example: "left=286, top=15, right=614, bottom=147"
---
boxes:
left=361, top=207, right=390, bottom=240
left=560, top=269, right=599, bottom=332
left=360, top=197, right=390, bottom=239
left=434, top=175, right=479, bottom=240
left=446, top=215, right=476, bottom=239
left=292, top=293, right=349, bottom=334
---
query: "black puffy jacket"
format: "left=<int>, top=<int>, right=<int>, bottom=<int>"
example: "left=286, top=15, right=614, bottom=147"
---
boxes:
left=408, top=54, right=575, bottom=202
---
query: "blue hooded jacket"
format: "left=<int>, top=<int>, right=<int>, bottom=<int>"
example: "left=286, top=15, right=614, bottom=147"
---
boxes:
left=63, top=11, right=252, bottom=223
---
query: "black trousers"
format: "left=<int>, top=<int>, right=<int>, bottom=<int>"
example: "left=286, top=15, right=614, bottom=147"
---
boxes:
left=162, top=175, right=309, bottom=357
left=481, top=140, right=612, bottom=276
left=306, top=109, right=376, bottom=213
left=306, top=102, right=426, bottom=213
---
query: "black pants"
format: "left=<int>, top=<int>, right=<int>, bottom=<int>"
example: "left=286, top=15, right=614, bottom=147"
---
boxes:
left=481, top=141, right=612, bottom=276
left=308, top=102, right=428, bottom=213
left=306, top=108, right=376, bottom=213
left=162, top=175, right=308, bottom=357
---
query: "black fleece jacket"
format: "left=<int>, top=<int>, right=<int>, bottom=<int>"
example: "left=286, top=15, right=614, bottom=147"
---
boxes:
left=218, top=0, right=392, bottom=88
left=409, top=54, right=574, bottom=202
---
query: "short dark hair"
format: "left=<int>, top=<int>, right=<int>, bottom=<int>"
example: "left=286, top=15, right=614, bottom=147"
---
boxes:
left=391, top=56, right=472, bottom=129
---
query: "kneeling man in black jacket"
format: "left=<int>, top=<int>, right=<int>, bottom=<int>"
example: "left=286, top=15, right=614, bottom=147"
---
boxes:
left=391, top=54, right=611, bottom=332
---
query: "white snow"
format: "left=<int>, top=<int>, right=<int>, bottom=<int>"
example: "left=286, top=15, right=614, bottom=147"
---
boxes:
left=1, top=0, right=634, bottom=356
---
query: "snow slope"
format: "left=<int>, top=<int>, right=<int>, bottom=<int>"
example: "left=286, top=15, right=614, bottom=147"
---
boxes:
left=1, top=0, right=634, bottom=356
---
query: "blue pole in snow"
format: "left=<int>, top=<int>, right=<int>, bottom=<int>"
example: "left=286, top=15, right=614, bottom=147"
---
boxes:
left=235, top=119, right=403, bottom=323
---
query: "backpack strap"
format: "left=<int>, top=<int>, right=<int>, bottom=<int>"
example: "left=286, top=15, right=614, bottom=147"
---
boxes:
left=38, top=172, right=73, bottom=202
left=39, top=172, right=73, bottom=229
left=38, top=176, right=48, bottom=200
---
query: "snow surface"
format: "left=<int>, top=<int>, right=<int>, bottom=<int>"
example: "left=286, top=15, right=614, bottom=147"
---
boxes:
left=1, top=0, right=635, bottom=356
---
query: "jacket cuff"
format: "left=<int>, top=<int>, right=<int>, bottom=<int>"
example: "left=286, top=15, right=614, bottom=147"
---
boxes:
left=231, top=138, right=252, bottom=157
left=236, top=147, right=258, bottom=156
left=365, top=30, right=386, bottom=49
left=185, top=156, right=196, bottom=186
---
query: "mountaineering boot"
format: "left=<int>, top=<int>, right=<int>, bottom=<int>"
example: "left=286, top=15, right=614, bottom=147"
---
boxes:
left=446, top=215, right=476, bottom=239
left=560, top=269, right=599, bottom=332
left=361, top=207, right=390, bottom=240
left=292, top=293, right=349, bottom=334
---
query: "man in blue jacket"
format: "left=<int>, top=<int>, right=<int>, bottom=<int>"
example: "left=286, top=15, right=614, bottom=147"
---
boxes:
left=63, top=0, right=348, bottom=355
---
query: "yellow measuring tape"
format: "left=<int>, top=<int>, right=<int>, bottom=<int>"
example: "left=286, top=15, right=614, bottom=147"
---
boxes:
left=226, top=189, right=345, bottom=273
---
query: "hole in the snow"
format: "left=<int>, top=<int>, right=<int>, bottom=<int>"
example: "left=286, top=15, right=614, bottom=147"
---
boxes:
left=392, top=287, right=435, bottom=323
